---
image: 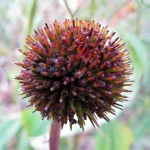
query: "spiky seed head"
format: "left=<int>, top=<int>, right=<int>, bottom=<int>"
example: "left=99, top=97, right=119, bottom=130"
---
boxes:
left=15, top=19, right=133, bottom=130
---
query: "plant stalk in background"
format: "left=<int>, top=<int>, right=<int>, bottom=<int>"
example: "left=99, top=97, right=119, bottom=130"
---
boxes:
left=63, top=0, right=84, bottom=19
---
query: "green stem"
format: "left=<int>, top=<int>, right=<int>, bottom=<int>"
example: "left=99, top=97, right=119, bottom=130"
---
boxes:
left=63, top=0, right=74, bottom=19
left=27, top=0, right=38, bottom=34
left=50, top=120, right=61, bottom=150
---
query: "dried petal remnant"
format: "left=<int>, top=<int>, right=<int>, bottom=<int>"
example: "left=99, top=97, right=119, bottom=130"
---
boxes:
left=16, top=19, right=133, bottom=130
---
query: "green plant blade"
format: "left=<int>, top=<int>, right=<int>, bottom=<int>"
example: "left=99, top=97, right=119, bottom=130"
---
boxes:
left=0, top=118, right=22, bottom=150
left=16, top=127, right=34, bottom=150
left=22, top=108, right=49, bottom=137
left=27, top=0, right=38, bottom=34
left=95, top=121, right=133, bottom=150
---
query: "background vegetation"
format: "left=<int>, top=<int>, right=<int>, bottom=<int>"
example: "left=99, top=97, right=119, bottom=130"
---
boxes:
left=0, top=0, right=150, bottom=149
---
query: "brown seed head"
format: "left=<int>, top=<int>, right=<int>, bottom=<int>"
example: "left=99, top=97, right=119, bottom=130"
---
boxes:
left=15, top=19, right=133, bottom=130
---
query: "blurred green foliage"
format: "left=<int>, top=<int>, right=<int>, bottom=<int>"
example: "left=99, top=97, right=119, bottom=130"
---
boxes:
left=0, top=0, right=150, bottom=149
left=95, top=121, right=133, bottom=150
left=22, top=109, right=49, bottom=137
left=0, top=118, right=22, bottom=149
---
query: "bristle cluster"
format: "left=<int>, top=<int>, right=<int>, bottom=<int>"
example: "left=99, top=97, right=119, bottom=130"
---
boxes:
left=15, top=19, right=133, bottom=130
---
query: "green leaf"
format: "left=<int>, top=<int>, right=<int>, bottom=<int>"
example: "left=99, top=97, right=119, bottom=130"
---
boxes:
left=16, top=127, right=34, bottom=150
left=89, top=0, right=98, bottom=18
left=22, top=108, right=50, bottom=137
left=130, top=111, right=150, bottom=139
left=120, top=32, right=149, bottom=83
left=95, top=121, right=133, bottom=150
left=60, top=137, right=68, bottom=150
left=27, top=0, right=38, bottom=34
left=0, top=118, right=22, bottom=150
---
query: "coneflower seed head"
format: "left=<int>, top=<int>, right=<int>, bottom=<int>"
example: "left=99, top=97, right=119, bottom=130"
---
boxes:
left=15, top=19, right=133, bottom=130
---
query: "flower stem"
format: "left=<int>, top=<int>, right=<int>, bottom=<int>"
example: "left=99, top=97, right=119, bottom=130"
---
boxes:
left=50, top=120, right=61, bottom=150
left=63, top=0, right=74, bottom=19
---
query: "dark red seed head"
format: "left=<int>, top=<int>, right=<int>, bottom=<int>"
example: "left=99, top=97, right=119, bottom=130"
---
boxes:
left=15, top=19, right=133, bottom=130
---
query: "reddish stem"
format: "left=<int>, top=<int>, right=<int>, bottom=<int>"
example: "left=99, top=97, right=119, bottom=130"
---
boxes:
left=50, top=120, right=61, bottom=150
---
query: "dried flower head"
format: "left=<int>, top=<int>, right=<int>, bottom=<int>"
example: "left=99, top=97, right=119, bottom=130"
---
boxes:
left=16, top=19, right=133, bottom=130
